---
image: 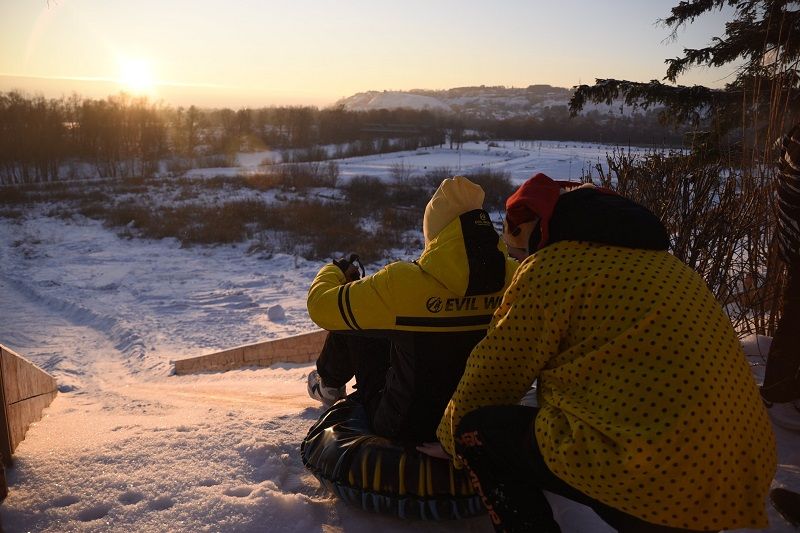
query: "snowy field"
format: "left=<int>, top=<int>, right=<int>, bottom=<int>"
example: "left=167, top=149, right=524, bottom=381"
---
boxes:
left=0, top=140, right=797, bottom=532
left=205, top=139, right=661, bottom=184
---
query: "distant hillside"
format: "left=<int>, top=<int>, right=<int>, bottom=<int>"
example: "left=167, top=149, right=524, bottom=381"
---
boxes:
left=336, top=85, right=634, bottom=119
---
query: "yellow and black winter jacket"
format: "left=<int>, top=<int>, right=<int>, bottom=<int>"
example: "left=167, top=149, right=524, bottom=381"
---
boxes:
left=437, top=192, right=777, bottom=530
left=308, top=209, right=518, bottom=442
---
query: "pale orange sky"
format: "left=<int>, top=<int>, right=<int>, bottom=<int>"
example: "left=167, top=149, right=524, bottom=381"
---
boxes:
left=0, top=0, right=736, bottom=108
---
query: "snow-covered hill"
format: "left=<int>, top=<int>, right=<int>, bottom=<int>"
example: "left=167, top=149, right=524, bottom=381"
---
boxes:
left=337, top=91, right=453, bottom=113
left=338, top=85, right=645, bottom=119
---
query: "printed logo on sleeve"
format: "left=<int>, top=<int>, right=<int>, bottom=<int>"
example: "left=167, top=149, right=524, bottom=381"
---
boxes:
left=426, top=296, right=443, bottom=313
left=426, top=295, right=503, bottom=313
left=475, top=211, right=493, bottom=228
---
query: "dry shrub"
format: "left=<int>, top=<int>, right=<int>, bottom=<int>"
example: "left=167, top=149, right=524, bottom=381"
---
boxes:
left=280, top=162, right=338, bottom=190
left=0, top=186, right=28, bottom=205
left=343, top=176, right=388, bottom=215
left=390, top=180, right=430, bottom=210
left=236, top=162, right=340, bottom=192
left=275, top=200, right=372, bottom=259
left=88, top=200, right=267, bottom=246
left=285, top=146, right=330, bottom=163
left=176, top=203, right=251, bottom=244
left=243, top=173, right=283, bottom=191
left=14, top=172, right=431, bottom=261
left=589, top=150, right=779, bottom=336
left=465, top=169, right=515, bottom=211
left=418, top=167, right=513, bottom=208
left=421, top=167, right=454, bottom=188
left=100, top=202, right=153, bottom=229
left=194, top=154, right=236, bottom=168
left=202, top=176, right=240, bottom=190
left=390, top=162, right=415, bottom=184
left=379, top=206, right=419, bottom=236
left=107, top=176, right=150, bottom=195
left=166, top=158, right=192, bottom=173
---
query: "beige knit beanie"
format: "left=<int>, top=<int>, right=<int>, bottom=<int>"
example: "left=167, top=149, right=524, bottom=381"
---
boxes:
left=423, top=176, right=485, bottom=244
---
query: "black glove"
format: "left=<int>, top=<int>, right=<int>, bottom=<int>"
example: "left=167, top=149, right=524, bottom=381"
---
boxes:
left=333, top=253, right=364, bottom=282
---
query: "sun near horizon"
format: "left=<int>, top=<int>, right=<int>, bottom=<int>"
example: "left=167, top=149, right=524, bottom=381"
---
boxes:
left=117, top=57, right=156, bottom=96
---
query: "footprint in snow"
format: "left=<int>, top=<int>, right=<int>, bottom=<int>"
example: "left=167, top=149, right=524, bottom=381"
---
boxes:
left=118, top=490, right=145, bottom=505
left=77, top=503, right=112, bottom=522
left=148, top=496, right=175, bottom=511
left=50, top=494, right=80, bottom=508
left=224, top=486, right=253, bottom=498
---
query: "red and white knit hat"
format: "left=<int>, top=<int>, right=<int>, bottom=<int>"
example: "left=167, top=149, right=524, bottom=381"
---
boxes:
left=505, top=173, right=608, bottom=251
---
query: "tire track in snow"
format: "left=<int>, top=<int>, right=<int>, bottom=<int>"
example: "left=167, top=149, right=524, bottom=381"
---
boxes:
left=0, top=272, right=154, bottom=375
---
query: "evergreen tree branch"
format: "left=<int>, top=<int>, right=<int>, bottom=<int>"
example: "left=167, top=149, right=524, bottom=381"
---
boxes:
left=665, top=8, right=800, bottom=82
left=569, top=79, right=733, bottom=126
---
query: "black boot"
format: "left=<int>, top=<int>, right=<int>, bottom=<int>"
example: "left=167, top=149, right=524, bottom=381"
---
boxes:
left=455, top=406, right=561, bottom=533
left=771, top=487, right=800, bottom=527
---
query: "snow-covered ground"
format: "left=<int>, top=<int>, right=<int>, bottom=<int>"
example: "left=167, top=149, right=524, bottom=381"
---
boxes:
left=0, top=141, right=796, bottom=532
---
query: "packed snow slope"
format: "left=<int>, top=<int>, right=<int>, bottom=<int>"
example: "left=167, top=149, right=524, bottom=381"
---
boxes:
left=0, top=141, right=797, bottom=532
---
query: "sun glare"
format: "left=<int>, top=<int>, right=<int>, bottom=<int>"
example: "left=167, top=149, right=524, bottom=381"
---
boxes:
left=118, top=59, right=156, bottom=94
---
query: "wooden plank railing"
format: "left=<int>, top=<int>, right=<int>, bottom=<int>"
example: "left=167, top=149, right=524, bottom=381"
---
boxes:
left=0, top=344, right=59, bottom=501
left=173, top=329, right=328, bottom=375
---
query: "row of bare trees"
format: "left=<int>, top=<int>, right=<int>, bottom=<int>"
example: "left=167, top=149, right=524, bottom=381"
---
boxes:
left=0, top=92, right=457, bottom=184
left=0, top=92, right=168, bottom=184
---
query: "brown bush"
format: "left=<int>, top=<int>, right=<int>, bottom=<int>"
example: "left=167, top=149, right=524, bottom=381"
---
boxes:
left=588, top=150, right=780, bottom=336
left=465, top=169, right=515, bottom=211
left=0, top=186, right=28, bottom=205
left=390, top=180, right=431, bottom=210
left=6, top=174, right=432, bottom=261
left=243, top=173, right=283, bottom=191
left=280, top=162, right=338, bottom=190
left=421, top=167, right=453, bottom=188
left=342, top=176, right=388, bottom=216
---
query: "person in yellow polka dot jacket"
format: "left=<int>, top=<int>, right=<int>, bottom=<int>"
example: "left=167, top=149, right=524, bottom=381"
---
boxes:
left=435, top=173, right=777, bottom=532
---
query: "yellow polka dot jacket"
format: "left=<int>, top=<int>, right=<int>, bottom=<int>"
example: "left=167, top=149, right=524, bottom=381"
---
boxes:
left=436, top=241, right=777, bottom=530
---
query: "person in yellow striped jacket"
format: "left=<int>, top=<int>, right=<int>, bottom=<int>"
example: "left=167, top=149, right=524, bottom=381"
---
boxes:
left=435, top=173, right=777, bottom=532
left=307, top=176, right=518, bottom=443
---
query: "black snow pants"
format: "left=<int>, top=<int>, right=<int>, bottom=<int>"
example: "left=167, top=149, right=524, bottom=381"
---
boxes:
left=315, top=331, right=390, bottom=420
left=454, top=405, right=715, bottom=533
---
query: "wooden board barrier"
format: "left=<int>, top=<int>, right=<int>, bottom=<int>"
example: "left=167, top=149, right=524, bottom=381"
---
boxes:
left=0, top=345, right=58, bottom=460
left=173, top=329, right=328, bottom=375
left=0, top=344, right=59, bottom=502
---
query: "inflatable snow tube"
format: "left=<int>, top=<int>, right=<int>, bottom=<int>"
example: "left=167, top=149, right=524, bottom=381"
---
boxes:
left=300, top=399, right=485, bottom=520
